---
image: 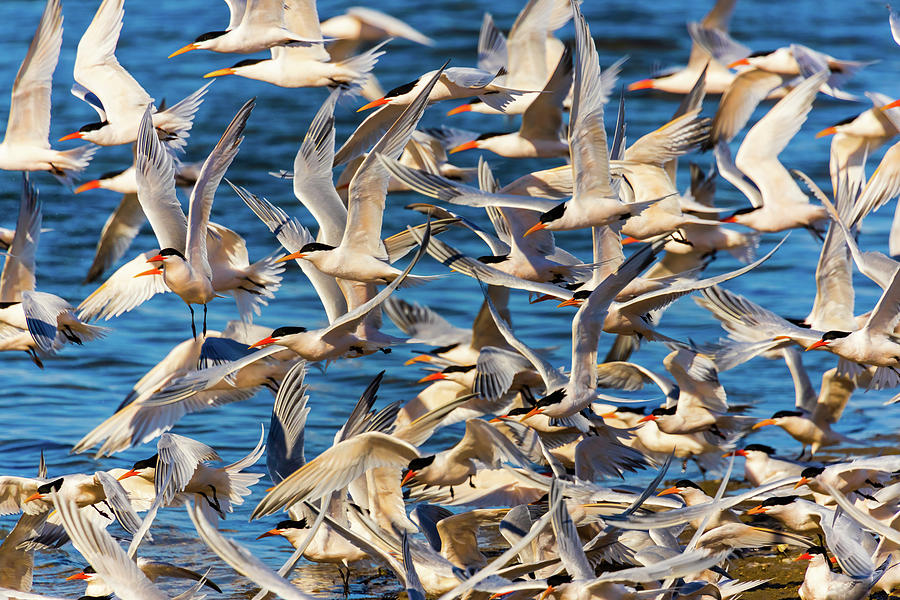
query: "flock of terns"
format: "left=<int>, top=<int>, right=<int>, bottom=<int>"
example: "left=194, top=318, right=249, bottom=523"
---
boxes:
left=6, top=0, right=900, bottom=598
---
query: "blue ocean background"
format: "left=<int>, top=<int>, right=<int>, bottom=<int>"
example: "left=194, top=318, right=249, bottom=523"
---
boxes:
left=0, top=0, right=899, bottom=595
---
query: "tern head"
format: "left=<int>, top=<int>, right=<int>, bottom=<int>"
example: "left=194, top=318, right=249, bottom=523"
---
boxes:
left=446, top=98, right=482, bottom=116
left=720, top=206, right=761, bottom=224
left=805, top=330, right=851, bottom=351
left=751, top=410, right=802, bottom=430
left=743, top=443, right=776, bottom=455
left=74, top=168, right=129, bottom=194
left=275, top=243, right=336, bottom=264
left=118, top=453, right=159, bottom=480
left=520, top=388, right=567, bottom=420
left=65, top=565, right=97, bottom=582
left=59, top=120, right=110, bottom=143
left=417, top=364, right=475, bottom=384
left=148, top=248, right=186, bottom=264
left=747, top=494, right=798, bottom=515
left=794, top=466, right=825, bottom=489
left=657, top=479, right=702, bottom=497
left=169, top=31, right=228, bottom=58
left=557, top=288, right=590, bottom=308
left=257, top=518, right=308, bottom=539
left=204, top=58, right=266, bottom=79
left=449, top=131, right=508, bottom=154
left=26, top=477, right=64, bottom=502
left=525, top=202, right=567, bottom=237
left=638, top=406, right=676, bottom=423
left=401, top=455, right=436, bottom=485
left=795, top=545, right=828, bottom=562
left=249, top=326, right=308, bottom=349
left=357, top=78, right=419, bottom=112
left=816, top=114, right=856, bottom=138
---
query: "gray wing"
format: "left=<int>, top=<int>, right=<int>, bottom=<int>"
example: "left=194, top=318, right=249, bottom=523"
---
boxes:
left=267, top=361, right=310, bottom=484
left=21, top=291, right=70, bottom=353
left=186, top=99, right=255, bottom=276
left=474, top=346, right=534, bottom=401
left=477, top=13, right=507, bottom=73
left=94, top=471, right=142, bottom=534
left=156, top=433, right=221, bottom=505
left=549, top=479, right=594, bottom=580
left=84, top=193, right=146, bottom=284
left=187, top=501, right=314, bottom=600
left=0, top=175, right=41, bottom=302
left=403, top=532, right=427, bottom=600
left=382, top=296, right=470, bottom=346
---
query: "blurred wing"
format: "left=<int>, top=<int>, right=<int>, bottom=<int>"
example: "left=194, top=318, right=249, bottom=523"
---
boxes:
left=84, top=193, right=147, bottom=284
left=0, top=175, right=41, bottom=301
left=549, top=478, right=595, bottom=580
left=4, top=0, right=62, bottom=146
left=477, top=13, right=508, bottom=73
left=186, top=99, right=255, bottom=276
left=134, top=107, right=187, bottom=251
left=77, top=251, right=171, bottom=321
left=156, top=433, right=221, bottom=504
left=267, top=361, right=310, bottom=483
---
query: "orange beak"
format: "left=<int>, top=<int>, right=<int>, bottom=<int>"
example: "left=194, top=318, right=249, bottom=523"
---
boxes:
left=417, top=372, right=446, bottom=384
left=65, top=572, right=90, bottom=581
left=638, top=414, right=658, bottom=423
left=401, top=470, right=417, bottom=486
left=728, top=58, right=751, bottom=68
left=146, top=254, right=164, bottom=263
left=722, top=449, right=747, bottom=458
left=169, top=43, right=199, bottom=58
left=446, top=104, right=472, bottom=116
left=815, top=126, right=837, bottom=138
left=539, top=585, right=554, bottom=600
left=404, top=355, right=433, bottom=366
left=719, top=216, right=737, bottom=223
left=597, top=410, right=617, bottom=419
left=74, top=180, right=100, bottom=194
left=751, top=418, right=777, bottom=430
left=657, top=486, right=680, bottom=496
left=249, top=336, right=277, bottom=349
left=621, top=236, right=640, bottom=245
left=529, top=294, right=557, bottom=304
left=357, top=97, right=390, bottom=112
left=627, top=79, right=655, bottom=91
left=489, top=592, right=515, bottom=600
left=117, top=468, right=140, bottom=481
left=25, top=492, right=43, bottom=503
left=521, top=406, right=543, bottom=421
left=794, top=477, right=809, bottom=490
left=773, top=335, right=792, bottom=341
left=523, top=222, right=548, bottom=237
left=795, top=552, right=812, bottom=561
left=58, top=131, right=83, bottom=142
left=203, top=67, right=235, bottom=78
left=256, top=528, right=283, bottom=540
left=449, top=140, right=479, bottom=154
left=274, top=251, right=305, bottom=264
left=805, top=340, right=829, bottom=351
left=556, top=298, right=582, bottom=308
left=134, top=267, right=162, bottom=278
left=882, top=99, right=900, bottom=110
left=746, top=504, right=767, bottom=515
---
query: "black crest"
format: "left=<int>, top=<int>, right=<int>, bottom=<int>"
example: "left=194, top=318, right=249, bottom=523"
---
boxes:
left=673, top=479, right=702, bottom=491
left=743, top=443, right=775, bottom=455
left=299, top=242, right=336, bottom=253
left=761, top=495, right=797, bottom=507
left=384, top=79, right=418, bottom=99
left=477, top=254, right=510, bottom=264
left=231, top=58, right=266, bottom=69
left=822, top=330, right=851, bottom=340
left=539, top=202, right=567, bottom=224
left=275, top=518, right=308, bottom=529
left=37, top=477, right=64, bottom=494
left=475, top=131, right=508, bottom=141
left=443, top=364, right=475, bottom=374
left=158, top=247, right=186, bottom=260
left=194, top=31, right=228, bottom=43
left=98, top=168, right=127, bottom=181
left=271, top=326, right=308, bottom=338
left=771, top=410, right=803, bottom=419
left=78, top=121, right=109, bottom=133
left=407, top=455, right=436, bottom=471
left=132, top=453, right=159, bottom=471
left=800, top=466, right=824, bottom=479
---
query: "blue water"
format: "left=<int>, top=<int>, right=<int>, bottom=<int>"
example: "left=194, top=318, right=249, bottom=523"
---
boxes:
left=1, top=0, right=899, bottom=595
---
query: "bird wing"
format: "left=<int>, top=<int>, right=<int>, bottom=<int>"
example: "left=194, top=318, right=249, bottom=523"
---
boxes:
left=94, top=470, right=142, bottom=534
left=156, top=433, right=221, bottom=505
left=21, top=291, right=74, bottom=353
left=710, top=69, right=790, bottom=147
left=334, top=103, right=404, bottom=166
left=863, top=265, right=900, bottom=335
left=456, top=418, right=533, bottom=469
left=686, top=22, right=748, bottom=69
left=267, top=361, right=310, bottom=484
left=186, top=99, right=254, bottom=276
left=74, top=0, right=154, bottom=122
left=624, top=110, right=710, bottom=167
left=4, top=0, right=61, bottom=147
left=51, top=492, right=166, bottom=600
left=548, top=478, right=595, bottom=580
left=293, top=89, right=346, bottom=245
left=595, top=361, right=675, bottom=395
left=519, top=45, right=572, bottom=141
left=618, top=237, right=784, bottom=318
left=77, top=251, right=171, bottom=321
left=231, top=182, right=347, bottom=323
left=735, top=72, right=827, bottom=207
left=0, top=176, right=41, bottom=302
left=402, top=532, right=427, bottom=600
left=347, top=7, right=433, bottom=45
left=343, top=65, right=446, bottom=257
left=379, top=155, right=560, bottom=210
left=251, top=432, right=420, bottom=519
left=224, top=0, right=248, bottom=29
left=477, top=13, right=508, bottom=73
left=505, top=0, right=558, bottom=90
left=714, top=140, right=763, bottom=207
left=568, top=0, right=614, bottom=201
left=850, top=142, right=900, bottom=228
left=474, top=346, right=534, bottom=401
left=134, top=107, right=187, bottom=252
left=84, top=193, right=147, bottom=284
left=187, top=500, right=313, bottom=600
left=382, top=296, right=469, bottom=346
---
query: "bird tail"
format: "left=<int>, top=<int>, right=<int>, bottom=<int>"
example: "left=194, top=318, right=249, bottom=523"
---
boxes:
left=337, top=40, right=390, bottom=92
left=725, top=232, right=761, bottom=264
left=398, top=273, right=443, bottom=288
left=51, top=145, right=98, bottom=185
left=231, top=252, right=285, bottom=322
left=155, top=82, right=213, bottom=152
